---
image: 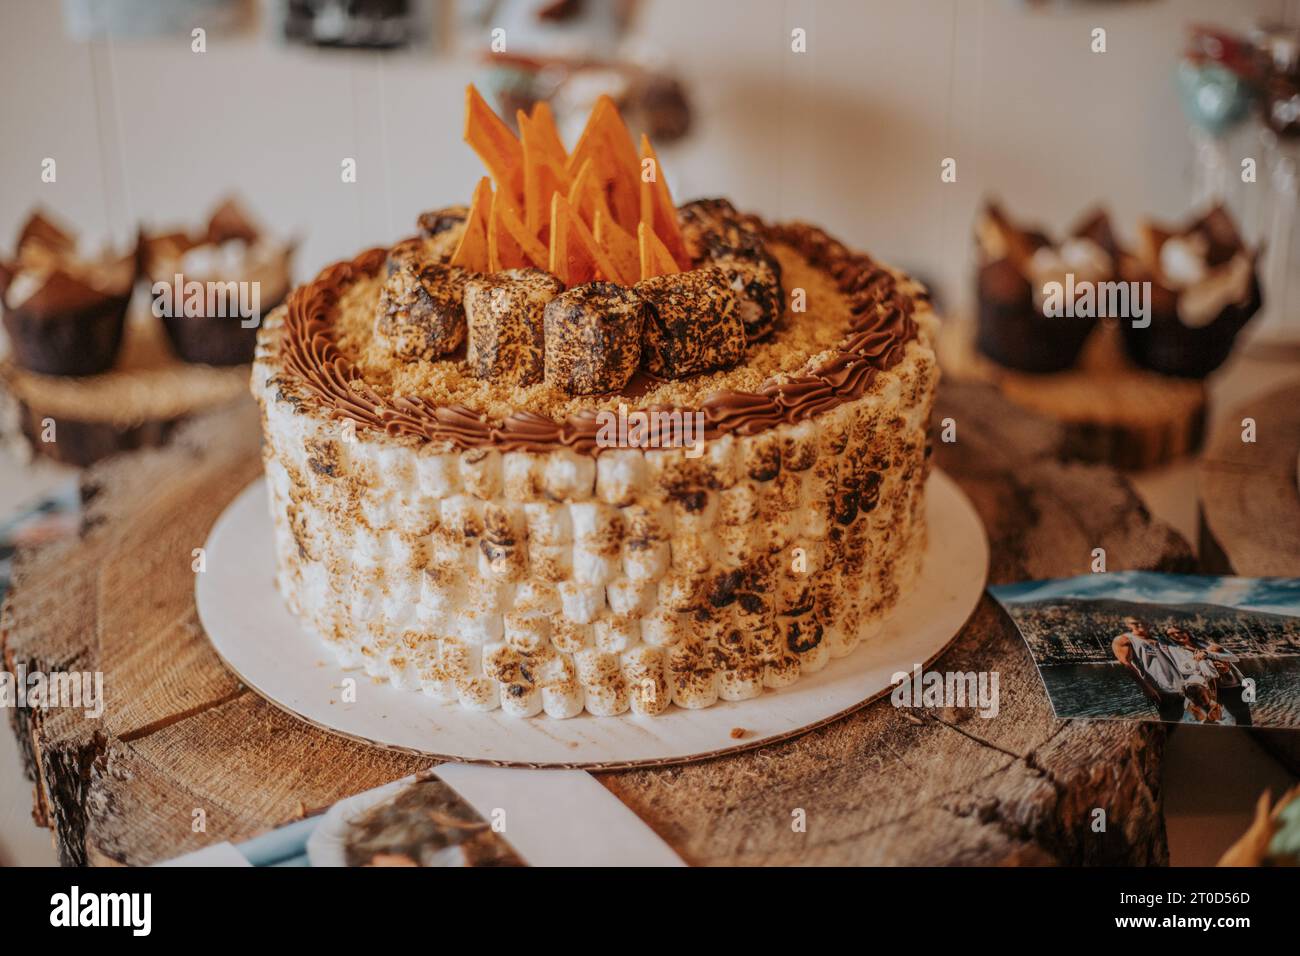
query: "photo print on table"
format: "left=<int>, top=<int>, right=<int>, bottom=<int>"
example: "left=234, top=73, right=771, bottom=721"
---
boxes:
left=989, top=572, right=1300, bottom=728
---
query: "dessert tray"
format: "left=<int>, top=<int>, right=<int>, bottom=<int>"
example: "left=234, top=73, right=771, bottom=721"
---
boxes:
left=196, top=468, right=987, bottom=768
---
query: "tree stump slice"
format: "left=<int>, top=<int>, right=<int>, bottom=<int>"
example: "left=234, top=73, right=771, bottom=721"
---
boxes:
left=1197, top=381, right=1300, bottom=773
left=938, top=317, right=1206, bottom=471
left=0, top=314, right=249, bottom=467
left=2, top=383, right=1193, bottom=866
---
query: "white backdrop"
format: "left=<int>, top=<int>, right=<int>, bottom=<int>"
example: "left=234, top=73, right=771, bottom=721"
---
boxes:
left=0, top=0, right=1291, bottom=318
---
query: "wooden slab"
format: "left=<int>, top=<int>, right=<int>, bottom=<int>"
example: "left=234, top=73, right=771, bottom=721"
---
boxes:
left=938, top=317, right=1206, bottom=471
left=0, top=314, right=248, bottom=467
left=2, top=383, right=1194, bottom=866
left=1198, top=381, right=1300, bottom=772
left=1198, top=381, right=1300, bottom=577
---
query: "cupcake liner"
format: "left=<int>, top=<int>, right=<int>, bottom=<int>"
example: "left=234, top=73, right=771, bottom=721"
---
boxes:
left=3, top=212, right=138, bottom=376
left=1120, top=268, right=1263, bottom=378
left=142, top=199, right=296, bottom=367
left=158, top=297, right=281, bottom=366
left=1122, top=207, right=1262, bottom=378
left=2, top=271, right=132, bottom=377
left=975, top=258, right=1097, bottom=373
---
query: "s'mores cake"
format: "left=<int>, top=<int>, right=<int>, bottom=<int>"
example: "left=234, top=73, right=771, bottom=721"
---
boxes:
left=1, top=212, right=136, bottom=376
left=253, top=87, right=938, bottom=719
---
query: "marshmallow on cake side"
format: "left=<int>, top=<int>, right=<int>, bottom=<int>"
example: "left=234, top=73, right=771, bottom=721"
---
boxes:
left=252, top=218, right=939, bottom=719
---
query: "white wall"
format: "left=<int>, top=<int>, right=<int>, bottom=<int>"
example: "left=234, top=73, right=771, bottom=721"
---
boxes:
left=0, top=0, right=1291, bottom=315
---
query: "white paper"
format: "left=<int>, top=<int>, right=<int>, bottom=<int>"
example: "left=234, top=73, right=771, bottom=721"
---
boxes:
left=156, top=842, right=252, bottom=867
left=433, top=764, right=685, bottom=867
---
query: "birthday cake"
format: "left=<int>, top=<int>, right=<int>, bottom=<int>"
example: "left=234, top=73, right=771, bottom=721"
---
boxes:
left=252, top=88, right=938, bottom=718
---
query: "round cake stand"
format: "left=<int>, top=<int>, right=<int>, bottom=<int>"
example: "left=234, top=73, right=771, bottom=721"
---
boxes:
left=196, top=469, right=988, bottom=769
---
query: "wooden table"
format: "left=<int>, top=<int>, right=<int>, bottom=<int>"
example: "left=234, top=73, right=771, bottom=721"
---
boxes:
left=2, top=382, right=1193, bottom=866
left=1198, top=381, right=1300, bottom=775
left=1199, top=380, right=1300, bottom=579
left=937, top=318, right=1207, bottom=470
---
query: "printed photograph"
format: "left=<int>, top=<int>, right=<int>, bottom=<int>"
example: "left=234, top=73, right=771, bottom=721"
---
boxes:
left=991, top=573, right=1300, bottom=728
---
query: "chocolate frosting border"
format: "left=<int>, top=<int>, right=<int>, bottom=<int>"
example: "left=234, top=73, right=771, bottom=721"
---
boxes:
left=275, top=218, right=921, bottom=456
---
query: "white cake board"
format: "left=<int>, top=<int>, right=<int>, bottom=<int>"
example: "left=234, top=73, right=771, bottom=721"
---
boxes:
left=197, top=470, right=988, bottom=769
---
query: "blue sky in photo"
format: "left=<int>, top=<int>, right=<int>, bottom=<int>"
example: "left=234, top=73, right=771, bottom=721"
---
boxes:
left=989, top=572, right=1300, bottom=617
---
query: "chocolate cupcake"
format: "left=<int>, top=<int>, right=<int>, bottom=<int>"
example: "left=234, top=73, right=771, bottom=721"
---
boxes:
left=1, top=212, right=135, bottom=376
left=1119, top=206, right=1262, bottom=378
left=141, top=198, right=295, bottom=366
left=974, top=202, right=1115, bottom=373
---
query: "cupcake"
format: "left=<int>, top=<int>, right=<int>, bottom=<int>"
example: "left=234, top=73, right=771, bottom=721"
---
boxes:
left=0, top=212, right=135, bottom=376
left=1119, top=206, right=1262, bottom=378
left=141, top=198, right=295, bottom=366
left=975, top=202, right=1117, bottom=373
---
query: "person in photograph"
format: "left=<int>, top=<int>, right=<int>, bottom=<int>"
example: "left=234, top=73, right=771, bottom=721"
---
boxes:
left=1165, top=624, right=1251, bottom=726
left=1180, top=680, right=1230, bottom=724
left=1112, top=617, right=1186, bottom=721
left=1168, top=643, right=1232, bottom=725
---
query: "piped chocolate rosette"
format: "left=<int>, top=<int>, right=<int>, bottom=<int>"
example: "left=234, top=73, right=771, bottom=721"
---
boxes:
left=140, top=198, right=296, bottom=366
left=0, top=212, right=136, bottom=377
left=974, top=201, right=1121, bottom=373
left=1118, top=206, right=1261, bottom=378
